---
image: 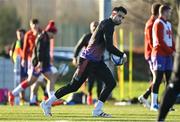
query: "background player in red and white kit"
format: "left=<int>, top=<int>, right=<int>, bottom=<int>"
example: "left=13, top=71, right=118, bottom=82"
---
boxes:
left=138, top=3, right=161, bottom=109
left=150, top=5, right=175, bottom=111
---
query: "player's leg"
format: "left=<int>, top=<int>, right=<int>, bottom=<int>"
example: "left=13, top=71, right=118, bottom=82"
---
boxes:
left=158, top=81, right=180, bottom=121
left=162, top=56, right=175, bottom=111
left=8, top=63, right=41, bottom=105
left=40, top=58, right=90, bottom=116
left=151, top=70, right=163, bottom=110
left=43, top=71, right=63, bottom=106
left=50, top=63, right=90, bottom=101
left=43, top=72, right=55, bottom=98
left=41, top=71, right=89, bottom=116
left=42, top=65, right=58, bottom=98
left=164, top=70, right=172, bottom=86
left=19, top=65, right=28, bottom=105
left=96, top=80, right=103, bottom=98
left=164, top=56, right=173, bottom=86
left=138, top=59, right=154, bottom=108
left=158, top=53, right=180, bottom=121
left=87, top=75, right=95, bottom=105
left=8, top=74, right=39, bottom=105
left=30, top=81, right=40, bottom=105
left=37, top=80, right=49, bottom=101
left=39, top=80, right=48, bottom=100
left=39, top=65, right=56, bottom=116
left=29, top=75, right=44, bottom=106
left=92, top=62, right=116, bottom=117
left=138, top=84, right=152, bottom=108
left=50, top=65, right=58, bottom=86
left=150, top=56, right=165, bottom=111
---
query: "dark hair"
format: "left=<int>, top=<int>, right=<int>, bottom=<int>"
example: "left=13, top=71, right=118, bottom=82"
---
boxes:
left=112, top=6, right=127, bottom=15
left=17, top=28, right=26, bottom=35
left=151, top=3, right=161, bottom=16
left=159, top=5, right=171, bottom=15
left=91, top=21, right=99, bottom=27
left=30, top=18, right=39, bottom=24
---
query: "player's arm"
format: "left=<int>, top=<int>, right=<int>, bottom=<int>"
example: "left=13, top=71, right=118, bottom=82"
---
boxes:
left=36, top=35, right=44, bottom=63
left=103, top=24, right=124, bottom=57
left=21, top=33, right=29, bottom=67
left=50, top=38, right=54, bottom=64
left=9, top=41, right=16, bottom=63
left=35, top=34, right=44, bottom=69
left=171, top=31, right=176, bottom=52
left=10, top=41, right=16, bottom=57
left=155, top=22, right=174, bottom=54
left=146, top=25, right=153, bottom=49
left=22, top=33, right=28, bottom=60
left=73, top=34, right=87, bottom=65
left=74, top=34, right=87, bottom=58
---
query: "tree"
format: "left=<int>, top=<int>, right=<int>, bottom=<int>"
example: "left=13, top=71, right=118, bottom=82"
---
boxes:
left=0, top=5, right=21, bottom=48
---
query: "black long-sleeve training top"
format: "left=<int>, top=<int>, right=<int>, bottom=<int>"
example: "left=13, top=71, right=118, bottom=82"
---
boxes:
left=80, top=18, right=124, bottom=62
left=74, top=33, right=92, bottom=58
left=32, top=31, right=50, bottom=67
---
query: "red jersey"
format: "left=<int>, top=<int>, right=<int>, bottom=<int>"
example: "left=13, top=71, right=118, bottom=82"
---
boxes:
left=22, top=30, right=37, bottom=60
left=144, top=15, right=155, bottom=60
left=152, top=17, right=175, bottom=56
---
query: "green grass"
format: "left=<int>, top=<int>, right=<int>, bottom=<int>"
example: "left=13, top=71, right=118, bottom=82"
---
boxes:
left=1, top=81, right=179, bottom=122
left=0, top=104, right=180, bottom=122
left=42, top=80, right=166, bottom=101
left=112, top=80, right=167, bottom=100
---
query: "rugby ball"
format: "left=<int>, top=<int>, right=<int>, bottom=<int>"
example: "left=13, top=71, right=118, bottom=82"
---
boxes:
left=111, top=53, right=127, bottom=66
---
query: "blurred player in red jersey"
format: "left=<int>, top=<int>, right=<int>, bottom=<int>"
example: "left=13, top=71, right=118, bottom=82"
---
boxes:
left=138, top=3, right=161, bottom=109
left=21, top=19, right=40, bottom=70
left=150, top=5, right=175, bottom=111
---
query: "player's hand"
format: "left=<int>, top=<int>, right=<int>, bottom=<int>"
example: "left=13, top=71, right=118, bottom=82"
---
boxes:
left=122, top=53, right=127, bottom=64
left=72, top=57, right=77, bottom=66
left=172, top=51, right=176, bottom=56
left=21, top=59, right=25, bottom=67
left=35, top=62, right=42, bottom=72
left=9, top=50, right=13, bottom=57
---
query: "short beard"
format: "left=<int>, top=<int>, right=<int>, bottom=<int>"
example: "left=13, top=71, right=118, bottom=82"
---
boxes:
left=114, top=21, right=121, bottom=25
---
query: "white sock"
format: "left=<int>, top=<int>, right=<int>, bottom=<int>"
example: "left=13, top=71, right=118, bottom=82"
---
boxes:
left=94, top=100, right=104, bottom=111
left=48, top=91, right=55, bottom=98
left=151, top=93, right=158, bottom=107
left=14, top=96, right=20, bottom=105
left=12, top=85, right=24, bottom=96
left=46, top=94, right=57, bottom=105
left=30, top=94, right=37, bottom=103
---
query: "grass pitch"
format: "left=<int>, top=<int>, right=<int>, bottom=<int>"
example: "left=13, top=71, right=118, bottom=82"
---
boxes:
left=0, top=104, right=180, bottom=122
left=0, top=81, right=179, bottom=121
